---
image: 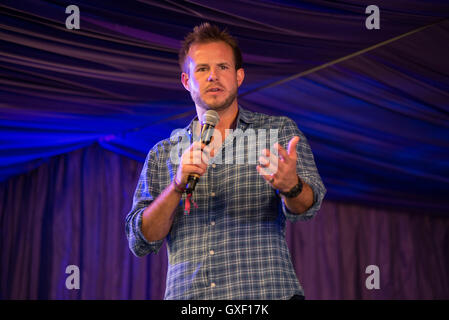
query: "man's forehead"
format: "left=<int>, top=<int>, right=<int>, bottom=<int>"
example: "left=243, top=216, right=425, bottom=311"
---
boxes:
left=187, top=41, right=234, bottom=64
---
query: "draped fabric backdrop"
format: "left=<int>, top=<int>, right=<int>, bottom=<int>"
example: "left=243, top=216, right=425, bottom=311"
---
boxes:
left=1, top=144, right=448, bottom=299
left=1, top=1, right=449, bottom=300
left=1, top=1, right=449, bottom=212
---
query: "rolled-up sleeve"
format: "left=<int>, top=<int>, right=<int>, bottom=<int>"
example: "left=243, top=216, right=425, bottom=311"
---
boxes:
left=278, top=117, right=326, bottom=222
left=125, top=147, right=164, bottom=257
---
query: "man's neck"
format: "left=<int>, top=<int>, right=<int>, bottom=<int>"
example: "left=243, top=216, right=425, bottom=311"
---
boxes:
left=214, top=103, right=238, bottom=132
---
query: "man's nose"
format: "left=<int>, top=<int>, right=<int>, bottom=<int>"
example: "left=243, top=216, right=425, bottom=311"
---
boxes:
left=207, top=68, right=218, bottom=81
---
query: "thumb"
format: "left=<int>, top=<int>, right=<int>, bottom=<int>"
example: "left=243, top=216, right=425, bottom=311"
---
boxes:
left=287, top=136, right=300, bottom=158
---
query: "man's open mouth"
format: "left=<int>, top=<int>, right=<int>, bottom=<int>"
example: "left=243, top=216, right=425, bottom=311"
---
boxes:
left=206, top=87, right=223, bottom=93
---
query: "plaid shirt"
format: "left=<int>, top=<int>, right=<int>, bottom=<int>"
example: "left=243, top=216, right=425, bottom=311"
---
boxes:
left=125, top=107, right=326, bottom=299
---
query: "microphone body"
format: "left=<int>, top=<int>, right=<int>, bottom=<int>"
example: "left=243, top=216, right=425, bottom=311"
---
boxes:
left=185, top=110, right=219, bottom=194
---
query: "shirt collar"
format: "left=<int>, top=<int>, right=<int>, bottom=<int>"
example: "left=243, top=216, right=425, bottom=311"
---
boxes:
left=236, top=106, right=255, bottom=127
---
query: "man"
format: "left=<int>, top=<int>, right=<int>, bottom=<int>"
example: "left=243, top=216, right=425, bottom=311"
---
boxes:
left=126, top=23, right=326, bottom=300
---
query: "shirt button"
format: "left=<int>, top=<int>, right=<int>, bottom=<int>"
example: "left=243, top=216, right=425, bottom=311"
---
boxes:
left=209, top=250, right=215, bottom=255
left=210, top=221, right=215, bottom=226
left=210, top=282, right=216, bottom=288
left=210, top=192, right=216, bottom=197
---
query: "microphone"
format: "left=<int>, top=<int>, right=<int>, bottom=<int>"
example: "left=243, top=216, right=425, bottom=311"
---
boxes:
left=185, top=110, right=220, bottom=194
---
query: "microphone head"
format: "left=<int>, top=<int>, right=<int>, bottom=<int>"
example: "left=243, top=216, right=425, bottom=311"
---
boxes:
left=201, top=110, right=220, bottom=126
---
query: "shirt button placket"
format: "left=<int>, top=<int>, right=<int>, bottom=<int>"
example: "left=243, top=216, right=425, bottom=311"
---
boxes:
left=208, top=163, right=218, bottom=295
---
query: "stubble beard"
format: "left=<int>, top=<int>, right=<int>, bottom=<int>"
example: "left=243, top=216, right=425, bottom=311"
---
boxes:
left=193, top=87, right=238, bottom=112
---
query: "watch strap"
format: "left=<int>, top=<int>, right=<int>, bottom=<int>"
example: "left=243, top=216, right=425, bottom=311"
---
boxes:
left=279, top=176, right=303, bottom=198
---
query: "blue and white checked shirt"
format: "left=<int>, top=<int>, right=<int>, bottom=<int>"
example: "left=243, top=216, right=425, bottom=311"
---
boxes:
left=126, top=107, right=326, bottom=299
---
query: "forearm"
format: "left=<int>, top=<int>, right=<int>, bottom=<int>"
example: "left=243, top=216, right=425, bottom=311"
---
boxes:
left=141, top=182, right=181, bottom=242
left=282, top=178, right=314, bottom=215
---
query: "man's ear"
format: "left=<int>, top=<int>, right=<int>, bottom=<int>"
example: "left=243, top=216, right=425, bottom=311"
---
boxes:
left=181, top=72, right=190, bottom=92
left=236, top=68, right=245, bottom=87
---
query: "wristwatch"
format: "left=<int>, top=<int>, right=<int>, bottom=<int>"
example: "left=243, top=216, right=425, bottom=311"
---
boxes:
left=279, top=176, right=303, bottom=198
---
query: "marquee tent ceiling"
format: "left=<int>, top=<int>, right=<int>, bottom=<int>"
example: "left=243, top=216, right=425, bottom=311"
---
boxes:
left=1, top=1, right=448, bottom=213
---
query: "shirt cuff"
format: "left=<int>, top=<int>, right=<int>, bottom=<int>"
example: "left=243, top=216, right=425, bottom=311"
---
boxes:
left=281, top=181, right=324, bottom=222
left=129, top=208, right=164, bottom=256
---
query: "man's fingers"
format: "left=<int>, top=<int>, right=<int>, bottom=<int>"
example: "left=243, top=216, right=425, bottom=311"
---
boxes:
left=261, top=149, right=279, bottom=164
left=202, top=144, right=214, bottom=160
left=186, top=150, right=207, bottom=165
left=185, top=164, right=207, bottom=175
left=184, top=141, right=212, bottom=165
left=256, top=165, right=274, bottom=182
left=260, top=148, right=279, bottom=175
left=272, top=136, right=299, bottom=162
left=258, top=155, right=278, bottom=175
left=274, top=143, right=288, bottom=161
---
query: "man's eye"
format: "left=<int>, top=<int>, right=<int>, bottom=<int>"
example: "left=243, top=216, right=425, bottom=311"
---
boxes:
left=197, top=67, right=207, bottom=72
left=220, top=65, right=228, bottom=70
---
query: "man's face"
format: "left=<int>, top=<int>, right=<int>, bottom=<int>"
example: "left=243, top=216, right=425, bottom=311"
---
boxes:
left=181, top=41, right=244, bottom=112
